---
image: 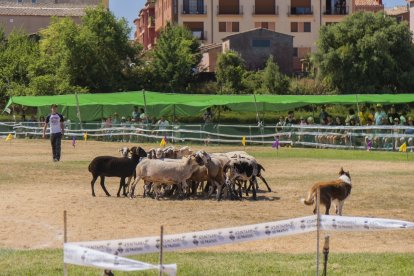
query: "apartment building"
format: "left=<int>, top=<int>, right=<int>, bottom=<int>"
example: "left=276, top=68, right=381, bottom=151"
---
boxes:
left=151, top=0, right=353, bottom=72
left=353, top=0, right=383, bottom=13
left=0, top=0, right=108, bottom=35
left=410, top=0, right=414, bottom=37
left=385, top=6, right=409, bottom=25
left=134, top=0, right=156, bottom=50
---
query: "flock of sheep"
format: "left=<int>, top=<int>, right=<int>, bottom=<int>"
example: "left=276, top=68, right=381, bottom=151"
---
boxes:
left=88, top=145, right=271, bottom=200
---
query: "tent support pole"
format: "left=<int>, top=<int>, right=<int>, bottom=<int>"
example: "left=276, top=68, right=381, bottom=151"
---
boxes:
left=253, top=94, right=260, bottom=125
left=143, top=89, right=148, bottom=118
left=355, top=94, right=361, bottom=125
left=75, top=92, right=83, bottom=130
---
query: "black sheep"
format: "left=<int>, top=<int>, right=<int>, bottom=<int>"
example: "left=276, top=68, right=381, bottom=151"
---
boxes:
left=88, top=146, right=147, bottom=197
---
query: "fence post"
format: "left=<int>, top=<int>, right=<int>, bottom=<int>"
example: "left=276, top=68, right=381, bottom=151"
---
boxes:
left=159, top=225, right=164, bottom=276
left=63, top=210, right=68, bottom=276
left=316, top=188, right=321, bottom=276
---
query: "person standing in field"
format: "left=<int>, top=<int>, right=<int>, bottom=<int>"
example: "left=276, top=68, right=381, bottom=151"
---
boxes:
left=42, top=104, right=65, bottom=162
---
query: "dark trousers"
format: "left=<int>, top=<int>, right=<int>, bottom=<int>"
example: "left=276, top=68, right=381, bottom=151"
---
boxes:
left=51, top=132, right=62, bottom=161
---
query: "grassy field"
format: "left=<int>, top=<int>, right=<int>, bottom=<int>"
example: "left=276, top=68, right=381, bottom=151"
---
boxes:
left=1, top=249, right=414, bottom=275
left=0, top=140, right=413, bottom=275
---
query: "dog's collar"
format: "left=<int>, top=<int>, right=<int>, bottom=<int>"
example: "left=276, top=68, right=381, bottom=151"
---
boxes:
left=339, top=174, right=352, bottom=185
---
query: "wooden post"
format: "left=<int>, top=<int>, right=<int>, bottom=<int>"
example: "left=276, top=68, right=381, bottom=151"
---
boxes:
left=159, top=225, right=164, bottom=276
left=316, top=188, right=321, bottom=276
left=63, top=210, right=68, bottom=276
left=322, top=235, right=330, bottom=276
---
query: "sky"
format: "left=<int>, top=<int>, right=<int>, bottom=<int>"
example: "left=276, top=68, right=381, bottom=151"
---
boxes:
left=109, top=0, right=407, bottom=39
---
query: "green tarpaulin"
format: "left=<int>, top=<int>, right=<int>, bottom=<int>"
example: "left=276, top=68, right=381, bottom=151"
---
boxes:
left=4, top=91, right=414, bottom=122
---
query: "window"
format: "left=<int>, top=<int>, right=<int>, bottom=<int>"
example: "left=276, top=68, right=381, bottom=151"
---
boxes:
left=291, top=22, right=298, bottom=32
left=219, top=22, right=226, bottom=32
left=252, top=39, right=270, bottom=47
left=32, top=0, right=37, bottom=3
left=219, top=21, right=239, bottom=32
left=232, top=22, right=239, bottom=32
left=304, top=22, right=311, bottom=32
left=291, top=22, right=311, bottom=33
left=293, top=48, right=298, bottom=57
left=17, top=0, right=23, bottom=3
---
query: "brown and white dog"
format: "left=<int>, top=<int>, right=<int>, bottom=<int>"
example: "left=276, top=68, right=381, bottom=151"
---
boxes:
left=301, top=168, right=352, bottom=215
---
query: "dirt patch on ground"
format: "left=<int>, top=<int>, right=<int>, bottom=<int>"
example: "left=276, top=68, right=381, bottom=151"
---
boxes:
left=0, top=140, right=413, bottom=253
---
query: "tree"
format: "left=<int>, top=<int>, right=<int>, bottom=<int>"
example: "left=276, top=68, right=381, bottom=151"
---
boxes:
left=32, top=6, right=141, bottom=94
left=313, top=12, right=414, bottom=93
left=216, top=50, right=246, bottom=94
left=152, top=24, right=201, bottom=92
left=0, top=29, right=40, bottom=98
left=261, top=56, right=290, bottom=94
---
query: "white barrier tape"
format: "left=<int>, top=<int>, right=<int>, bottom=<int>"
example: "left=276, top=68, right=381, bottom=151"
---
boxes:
left=68, top=216, right=317, bottom=257
left=64, top=244, right=176, bottom=275
left=320, top=215, right=414, bottom=231
left=65, top=215, right=414, bottom=258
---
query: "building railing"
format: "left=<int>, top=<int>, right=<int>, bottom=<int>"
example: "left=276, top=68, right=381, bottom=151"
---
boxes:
left=288, top=5, right=313, bottom=16
left=217, top=5, right=243, bottom=15
left=252, top=5, right=279, bottom=15
left=2, top=122, right=414, bottom=152
left=181, top=4, right=207, bottom=15
left=191, top=30, right=207, bottom=41
left=323, top=5, right=349, bottom=15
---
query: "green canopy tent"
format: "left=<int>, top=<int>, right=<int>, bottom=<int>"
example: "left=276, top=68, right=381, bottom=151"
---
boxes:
left=4, top=91, right=414, bottom=122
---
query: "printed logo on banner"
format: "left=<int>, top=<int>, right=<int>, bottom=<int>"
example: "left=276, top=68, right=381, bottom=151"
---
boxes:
left=114, top=256, right=120, bottom=266
left=156, top=239, right=160, bottom=249
left=117, top=242, right=124, bottom=254
left=81, top=250, right=87, bottom=262
left=364, top=221, right=369, bottom=230
left=228, top=231, right=235, bottom=241
left=265, top=226, right=271, bottom=236
left=124, top=240, right=152, bottom=254
left=300, top=220, right=306, bottom=230
left=332, top=219, right=337, bottom=229
left=400, top=223, right=407, bottom=229
left=192, top=235, right=199, bottom=246
left=267, top=222, right=295, bottom=234
left=106, top=242, right=112, bottom=253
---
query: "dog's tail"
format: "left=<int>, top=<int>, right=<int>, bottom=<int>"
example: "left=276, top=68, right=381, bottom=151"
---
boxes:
left=301, top=180, right=343, bottom=205
left=301, top=190, right=315, bottom=205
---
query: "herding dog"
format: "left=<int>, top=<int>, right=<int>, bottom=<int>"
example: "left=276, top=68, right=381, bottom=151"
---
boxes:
left=301, top=168, right=352, bottom=215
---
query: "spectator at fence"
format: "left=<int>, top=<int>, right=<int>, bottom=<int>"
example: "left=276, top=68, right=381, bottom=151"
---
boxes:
left=358, top=105, right=370, bottom=125
left=285, top=111, right=297, bottom=125
left=275, top=116, right=285, bottom=132
left=112, top=113, right=120, bottom=127
left=132, top=106, right=140, bottom=121
left=392, top=117, right=401, bottom=150
left=400, top=111, right=407, bottom=125
left=319, top=105, right=329, bottom=125
left=139, top=108, right=148, bottom=124
left=345, top=108, right=356, bottom=126
left=375, top=104, right=387, bottom=125
left=153, top=116, right=170, bottom=137
left=203, top=107, right=214, bottom=124
left=388, top=105, right=400, bottom=124
left=400, top=116, right=414, bottom=152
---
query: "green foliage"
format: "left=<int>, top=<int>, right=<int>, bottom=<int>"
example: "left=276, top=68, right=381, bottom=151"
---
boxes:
left=152, top=24, right=201, bottom=92
left=0, top=29, right=40, bottom=98
left=242, top=70, right=264, bottom=94
left=289, top=77, right=334, bottom=95
left=216, top=50, right=246, bottom=94
left=262, top=56, right=290, bottom=94
left=314, top=12, right=414, bottom=93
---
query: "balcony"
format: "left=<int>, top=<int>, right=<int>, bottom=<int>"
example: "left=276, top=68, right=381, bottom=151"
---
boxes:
left=217, top=5, right=243, bottom=15
left=192, top=30, right=207, bottom=41
left=288, top=6, right=313, bottom=16
left=181, top=5, right=207, bottom=15
left=252, top=5, right=279, bottom=15
left=323, top=5, right=349, bottom=15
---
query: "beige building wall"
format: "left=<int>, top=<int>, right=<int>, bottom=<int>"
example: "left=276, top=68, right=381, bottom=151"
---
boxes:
left=177, top=0, right=352, bottom=52
left=0, top=15, right=82, bottom=35
left=410, top=0, right=414, bottom=36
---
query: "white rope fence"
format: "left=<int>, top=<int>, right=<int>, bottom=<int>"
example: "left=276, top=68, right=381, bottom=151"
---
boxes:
left=1, top=122, right=414, bottom=151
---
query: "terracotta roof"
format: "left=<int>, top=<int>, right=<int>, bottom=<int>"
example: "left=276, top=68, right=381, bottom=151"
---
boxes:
left=200, top=43, right=222, bottom=53
left=0, top=3, right=97, bottom=17
left=385, top=6, right=408, bottom=16
left=354, top=0, right=383, bottom=6
left=222, top=28, right=293, bottom=41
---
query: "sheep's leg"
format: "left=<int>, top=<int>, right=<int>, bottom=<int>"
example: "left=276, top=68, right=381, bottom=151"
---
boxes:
left=91, top=175, right=98, bottom=197
left=100, top=176, right=111, bottom=197
left=129, top=177, right=142, bottom=199
left=125, top=176, right=133, bottom=196
left=259, top=175, right=272, bottom=192
left=251, top=178, right=257, bottom=200
left=117, top=177, right=126, bottom=197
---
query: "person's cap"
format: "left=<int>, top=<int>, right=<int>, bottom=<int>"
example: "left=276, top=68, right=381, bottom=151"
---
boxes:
left=376, top=104, right=382, bottom=108
left=51, top=104, right=57, bottom=108
left=121, top=116, right=126, bottom=120
left=394, top=117, right=399, bottom=121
